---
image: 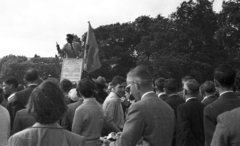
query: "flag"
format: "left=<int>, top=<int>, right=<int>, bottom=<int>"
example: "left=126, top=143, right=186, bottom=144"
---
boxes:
left=84, top=22, right=101, bottom=73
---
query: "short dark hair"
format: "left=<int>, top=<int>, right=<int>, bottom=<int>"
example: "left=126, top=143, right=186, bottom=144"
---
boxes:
left=24, top=69, right=39, bottom=82
left=201, top=81, right=215, bottom=94
left=27, top=78, right=67, bottom=124
left=164, top=78, right=178, bottom=94
left=185, top=79, right=200, bottom=94
left=60, top=79, right=72, bottom=93
left=214, top=64, right=236, bottom=88
left=155, top=78, right=165, bottom=91
left=4, top=77, right=19, bottom=89
left=111, top=76, right=126, bottom=86
left=77, top=78, right=95, bottom=98
left=127, top=65, right=152, bottom=87
left=182, top=75, right=193, bottom=82
left=67, top=34, right=74, bottom=39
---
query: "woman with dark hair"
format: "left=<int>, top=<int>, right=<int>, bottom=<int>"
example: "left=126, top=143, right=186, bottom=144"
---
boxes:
left=8, top=79, right=86, bottom=146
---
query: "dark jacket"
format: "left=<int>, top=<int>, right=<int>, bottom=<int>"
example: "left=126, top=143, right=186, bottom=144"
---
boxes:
left=201, top=95, right=218, bottom=107
left=61, top=98, right=84, bottom=131
left=7, top=85, right=37, bottom=128
left=204, top=92, right=240, bottom=146
left=176, top=98, right=204, bottom=146
left=165, top=94, right=185, bottom=117
left=11, top=109, right=36, bottom=135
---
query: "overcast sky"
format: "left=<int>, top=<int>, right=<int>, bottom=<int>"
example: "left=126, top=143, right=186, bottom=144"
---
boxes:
left=0, top=0, right=223, bottom=58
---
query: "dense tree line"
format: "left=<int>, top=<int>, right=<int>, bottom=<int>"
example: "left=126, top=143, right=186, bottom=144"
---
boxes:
left=0, top=0, right=239, bottom=84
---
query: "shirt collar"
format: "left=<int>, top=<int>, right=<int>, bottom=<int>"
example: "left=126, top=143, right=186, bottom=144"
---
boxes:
left=83, top=98, right=96, bottom=103
left=202, top=95, right=214, bottom=102
left=8, top=93, right=16, bottom=101
left=28, top=83, right=38, bottom=87
left=186, top=97, right=196, bottom=102
left=158, top=92, right=166, bottom=97
left=141, top=91, right=155, bottom=100
left=220, top=91, right=234, bottom=97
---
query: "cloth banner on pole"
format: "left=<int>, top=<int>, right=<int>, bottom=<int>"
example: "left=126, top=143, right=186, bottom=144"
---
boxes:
left=84, top=22, right=101, bottom=73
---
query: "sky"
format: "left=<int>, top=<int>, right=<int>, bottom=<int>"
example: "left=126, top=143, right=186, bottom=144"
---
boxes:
left=0, top=0, right=223, bottom=58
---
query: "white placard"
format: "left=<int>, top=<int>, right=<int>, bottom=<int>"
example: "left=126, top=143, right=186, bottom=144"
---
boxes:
left=60, top=58, right=83, bottom=82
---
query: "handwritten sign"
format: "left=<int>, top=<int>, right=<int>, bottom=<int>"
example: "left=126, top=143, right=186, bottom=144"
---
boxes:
left=60, top=58, right=83, bottom=82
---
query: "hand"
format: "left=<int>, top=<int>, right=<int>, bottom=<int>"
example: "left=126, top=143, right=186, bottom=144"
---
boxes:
left=100, top=137, right=112, bottom=146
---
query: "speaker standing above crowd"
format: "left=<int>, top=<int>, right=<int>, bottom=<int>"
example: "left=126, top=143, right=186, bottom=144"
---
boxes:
left=0, top=63, right=240, bottom=146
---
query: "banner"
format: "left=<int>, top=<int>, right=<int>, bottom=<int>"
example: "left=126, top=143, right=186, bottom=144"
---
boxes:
left=60, top=58, right=83, bottom=82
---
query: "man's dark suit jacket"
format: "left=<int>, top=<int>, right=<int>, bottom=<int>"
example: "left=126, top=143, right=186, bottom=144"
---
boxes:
left=7, top=85, right=37, bottom=127
left=204, top=92, right=240, bottom=146
left=165, top=94, right=185, bottom=117
left=11, top=109, right=36, bottom=135
left=158, top=93, right=168, bottom=101
left=61, top=98, right=83, bottom=131
left=176, top=98, right=205, bottom=146
left=201, top=95, right=218, bottom=107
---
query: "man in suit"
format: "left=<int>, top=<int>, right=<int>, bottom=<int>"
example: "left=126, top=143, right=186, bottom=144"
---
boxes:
left=211, top=107, right=240, bottom=146
left=176, top=79, right=205, bottom=146
left=165, top=78, right=185, bottom=117
left=105, top=65, right=175, bottom=146
left=7, top=69, right=39, bottom=128
left=61, top=89, right=83, bottom=131
left=204, top=64, right=240, bottom=146
left=154, top=77, right=168, bottom=100
left=72, top=78, right=104, bottom=146
left=11, top=109, right=36, bottom=135
left=201, top=81, right=218, bottom=107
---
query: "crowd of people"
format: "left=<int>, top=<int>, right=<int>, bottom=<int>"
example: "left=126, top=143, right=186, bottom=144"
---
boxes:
left=0, top=64, right=240, bottom=146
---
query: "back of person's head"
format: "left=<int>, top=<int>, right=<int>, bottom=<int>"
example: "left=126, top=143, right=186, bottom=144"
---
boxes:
left=201, top=81, right=215, bottom=94
left=127, top=65, right=152, bottom=87
left=60, top=79, right=72, bottom=93
left=214, top=64, right=236, bottom=88
left=111, top=76, right=126, bottom=86
left=154, top=77, right=165, bottom=92
left=184, top=79, right=200, bottom=95
left=4, top=77, right=19, bottom=89
left=27, top=78, right=67, bottom=124
left=182, top=75, right=193, bottom=83
left=24, top=69, right=39, bottom=82
left=77, top=78, right=95, bottom=98
left=164, top=78, right=178, bottom=94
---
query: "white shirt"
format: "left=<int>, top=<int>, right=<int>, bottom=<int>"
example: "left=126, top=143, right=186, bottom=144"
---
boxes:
left=202, top=95, right=215, bottom=102
left=219, top=91, right=234, bottom=97
left=0, top=105, right=10, bottom=146
left=158, top=92, right=166, bottom=97
left=7, top=93, right=16, bottom=101
left=141, top=91, right=155, bottom=100
left=186, top=97, right=196, bottom=102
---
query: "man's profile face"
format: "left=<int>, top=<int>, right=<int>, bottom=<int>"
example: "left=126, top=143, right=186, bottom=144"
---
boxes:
left=127, top=77, right=141, bottom=101
left=113, top=82, right=126, bottom=97
left=2, top=82, right=11, bottom=96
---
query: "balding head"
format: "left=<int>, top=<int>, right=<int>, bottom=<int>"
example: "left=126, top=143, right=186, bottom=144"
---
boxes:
left=24, top=69, right=39, bottom=84
left=127, top=65, right=152, bottom=88
left=127, top=66, right=153, bottom=101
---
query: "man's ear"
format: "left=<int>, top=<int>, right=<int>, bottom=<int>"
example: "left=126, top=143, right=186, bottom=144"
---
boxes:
left=163, top=88, right=166, bottom=92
